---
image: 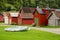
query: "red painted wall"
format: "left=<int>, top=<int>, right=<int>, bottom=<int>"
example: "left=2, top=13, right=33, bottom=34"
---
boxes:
left=6, top=12, right=19, bottom=24
left=42, top=9, right=49, bottom=25
left=12, top=17, right=18, bottom=24
left=18, top=11, right=34, bottom=25
left=33, top=9, right=49, bottom=26
left=38, top=13, right=47, bottom=26
left=42, top=9, right=49, bottom=17
left=21, top=19, right=34, bottom=25
left=0, top=14, right=4, bottom=22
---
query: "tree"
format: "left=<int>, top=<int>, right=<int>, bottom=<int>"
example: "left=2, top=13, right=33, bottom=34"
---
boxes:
left=0, top=0, right=60, bottom=12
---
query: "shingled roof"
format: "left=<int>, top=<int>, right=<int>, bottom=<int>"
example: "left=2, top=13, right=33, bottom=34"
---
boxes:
left=48, top=9, right=60, bottom=19
left=36, top=8, right=45, bottom=14
left=21, top=7, right=35, bottom=13
left=20, top=7, right=35, bottom=18
left=54, top=10, right=60, bottom=18
left=10, top=12, right=19, bottom=17
left=21, top=13, right=33, bottom=18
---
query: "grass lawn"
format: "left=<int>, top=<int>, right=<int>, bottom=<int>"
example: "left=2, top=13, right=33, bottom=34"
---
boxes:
left=0, top=26, right=60, bottom=40
left=40, top=26, right=60, bottom=28
left=0, top=22, right=4, bottom=23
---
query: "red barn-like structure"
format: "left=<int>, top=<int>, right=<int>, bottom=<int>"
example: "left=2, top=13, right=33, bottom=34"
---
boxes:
left=0, top=13, right=4, bottom=22
left=5, top=12, right=19, bottom=24
left=18, top=7, right=34, bottom=25
left=33, top=8, right=49, bottom=26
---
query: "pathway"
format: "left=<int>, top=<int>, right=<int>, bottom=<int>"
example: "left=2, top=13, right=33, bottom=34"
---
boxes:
left=31, top=27, right=60, bottom=34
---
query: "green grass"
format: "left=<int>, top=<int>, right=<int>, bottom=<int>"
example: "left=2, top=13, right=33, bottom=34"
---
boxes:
left=40, top=26, right=60, bottom=28
left=0, top=26, right=60, bottom=40
left=0, top=22, right=4, bottom=24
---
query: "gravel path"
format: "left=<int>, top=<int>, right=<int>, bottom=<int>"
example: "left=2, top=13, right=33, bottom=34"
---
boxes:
left=30, top=27, right=60, bottom=34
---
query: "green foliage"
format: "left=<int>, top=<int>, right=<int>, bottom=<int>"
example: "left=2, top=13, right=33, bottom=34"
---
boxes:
left=0, top=0, right=60, bottom=12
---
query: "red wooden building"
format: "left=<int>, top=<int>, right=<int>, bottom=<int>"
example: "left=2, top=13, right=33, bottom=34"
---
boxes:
left=5, top=12, right=19, bottom=24
left=33, top=8, right=49, bottom=26
left=0, top=13, right=4, bottom=22
left=18, top=7, right=34, bottom=25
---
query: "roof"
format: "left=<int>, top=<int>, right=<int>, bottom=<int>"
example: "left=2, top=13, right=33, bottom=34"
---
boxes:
left=21, top=13, right=33, bottom=18
left=43, top=8, right=55, bottom=11
left=54, top=11, right=60, bottom=18
left=20, top=7, right=35, bottom=18
left=48, top=12, right=53, bottom=19
left=36, top=8, right=45, bottom=14
left=55, top=9, right=60, bottom=12
left=21, top=7, right=35, bottom=13
left=10, top=12, right=19, bottom=17
left=48, top=9, right=60, bottom=19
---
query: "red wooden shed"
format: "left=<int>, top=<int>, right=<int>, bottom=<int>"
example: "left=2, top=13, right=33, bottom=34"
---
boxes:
left=5, top=12, right=19, bottom=24
left=0, top=13, right=4, bottom=22
left=33, top=8, right=49, bottom=26
left=18, top=7, right=34, bottom=25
